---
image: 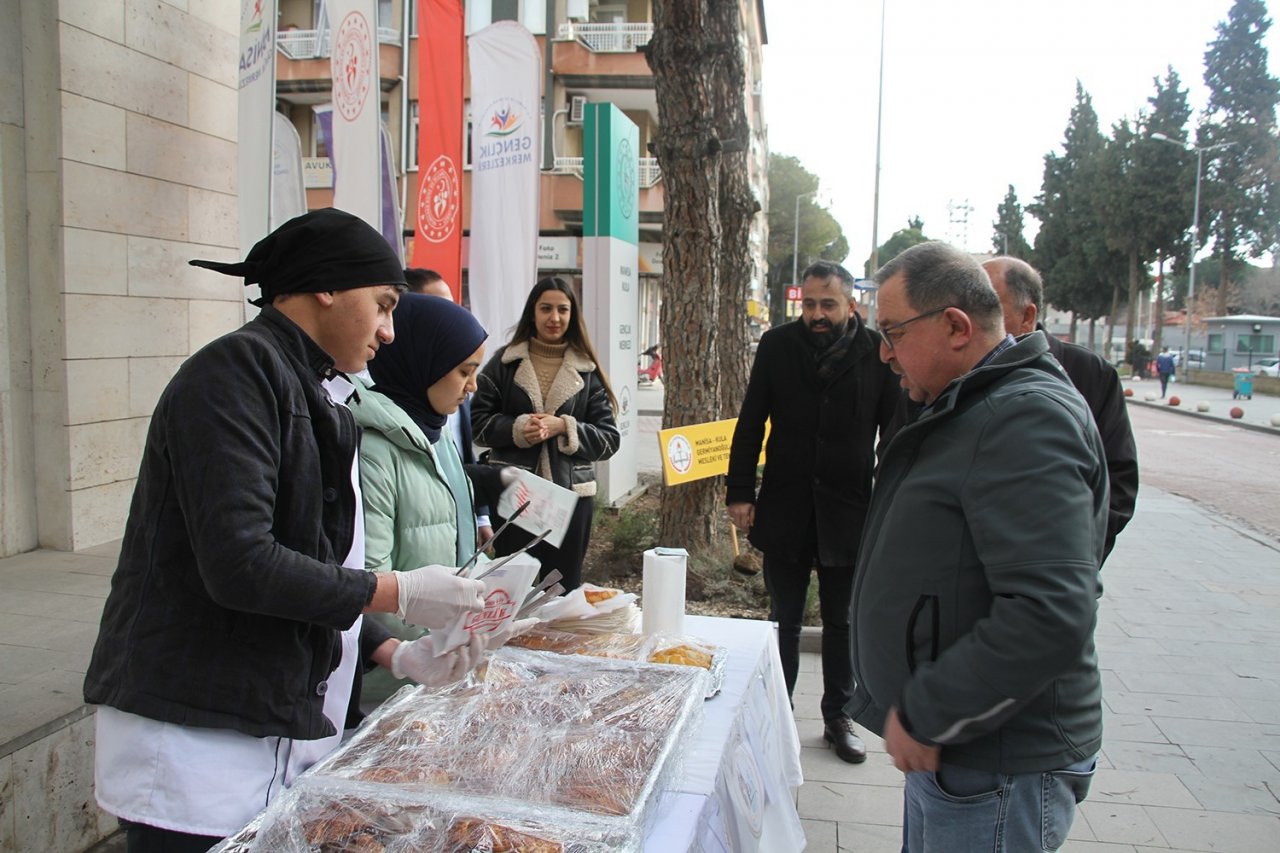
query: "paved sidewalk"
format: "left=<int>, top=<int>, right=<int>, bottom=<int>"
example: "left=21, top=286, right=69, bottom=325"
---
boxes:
left=4, top=375, right=1280, bottom=851
left=1122, top=375, right=1280, bottom=435
left=793, top=487, right=1280, bottom=853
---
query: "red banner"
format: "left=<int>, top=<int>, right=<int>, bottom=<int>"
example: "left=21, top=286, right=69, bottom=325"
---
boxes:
left=412, top=0, right=464, bottom=300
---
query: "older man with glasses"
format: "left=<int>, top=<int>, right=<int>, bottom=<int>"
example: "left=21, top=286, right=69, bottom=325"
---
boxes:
left=850, top=241, right=1106, bottom=852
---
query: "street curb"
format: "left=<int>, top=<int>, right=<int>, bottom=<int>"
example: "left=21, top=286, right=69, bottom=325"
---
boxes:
left=1124, top=397, right=1280, bottom=437
left=799, top=625, right=822, bottom=653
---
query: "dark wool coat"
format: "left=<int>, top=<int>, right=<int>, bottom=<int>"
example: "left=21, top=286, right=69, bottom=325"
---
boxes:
left=470, top=341, right=620, bottom=496
left=84, top=307, right=388, bottom=739
left=725, top=315, right=900, bottom=566
left=1042, top=329, right=1138, bottom=560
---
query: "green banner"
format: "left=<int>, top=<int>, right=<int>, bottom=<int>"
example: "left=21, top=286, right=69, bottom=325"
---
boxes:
left=583, top=103, right=639, bottom=245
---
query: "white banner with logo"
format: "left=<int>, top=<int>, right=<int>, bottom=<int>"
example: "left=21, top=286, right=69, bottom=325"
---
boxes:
left=467, top=22, right=542, bottom=344
left=237, top=0, right=277, bottom=314
left=328, top=0, right=381, bottom=229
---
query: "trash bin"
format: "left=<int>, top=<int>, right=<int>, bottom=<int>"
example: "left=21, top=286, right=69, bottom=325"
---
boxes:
left=1233, top=369, right=1254, bottom=400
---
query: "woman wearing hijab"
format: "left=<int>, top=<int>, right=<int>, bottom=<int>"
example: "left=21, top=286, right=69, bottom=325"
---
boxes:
left=351, top=292, right=494, bottom=705
left=471, top=277, right=621, bottom=592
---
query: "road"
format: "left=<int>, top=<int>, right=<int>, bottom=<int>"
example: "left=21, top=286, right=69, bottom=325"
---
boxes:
left=1129, top=404, right=1280, bottom=542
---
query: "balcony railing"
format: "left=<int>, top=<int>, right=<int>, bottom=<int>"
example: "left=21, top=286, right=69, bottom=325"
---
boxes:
left=552, top=156, right=663, bottom=189
left=277, top=26, right=401, bottom=60
left=556, top=22, right=653, bottom=52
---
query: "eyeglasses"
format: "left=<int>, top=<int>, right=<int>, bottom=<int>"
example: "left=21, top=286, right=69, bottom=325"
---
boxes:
left=874, top=307, right=949, bottom=350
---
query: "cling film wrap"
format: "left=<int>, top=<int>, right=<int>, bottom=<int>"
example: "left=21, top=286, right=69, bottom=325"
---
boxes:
left=507, top=626, right=727, bottom=697
left=210, top=778, right=640, bottom=852
left=306, top=648, right=709, bottom=830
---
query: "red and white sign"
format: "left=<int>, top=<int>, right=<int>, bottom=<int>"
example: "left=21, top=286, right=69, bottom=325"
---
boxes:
left=412, top=0, right=465, bottom=296
left=328, top=0, right=380, bottom=229
left=786, top=286, right=802, bottom=301
left=332, top=11, right=373, bottom=120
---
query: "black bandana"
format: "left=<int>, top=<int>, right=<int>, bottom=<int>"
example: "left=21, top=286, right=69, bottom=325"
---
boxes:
left=189, top=208, right=406, bottom=306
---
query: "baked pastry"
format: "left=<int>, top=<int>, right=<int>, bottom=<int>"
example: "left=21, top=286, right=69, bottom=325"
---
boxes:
left=445, top=817, right=564, bottom=852
left=649, top=643, right=714, bottom=669
left=582, top=588, right=620, bottom=605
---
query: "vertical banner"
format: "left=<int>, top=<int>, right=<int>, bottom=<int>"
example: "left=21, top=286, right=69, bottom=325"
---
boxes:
left=328, top=0, right=381, bottom=229
left=583, top=103, right=639, bottom=505
left=412, top=0, right=464, bottom=296
left=380, top=124, right=405, bottom=262
left=237, top=0, right=277, bottom=314
left=271, top=111, right=307, bottom=231
left=468, top=22, right=541, bottom=343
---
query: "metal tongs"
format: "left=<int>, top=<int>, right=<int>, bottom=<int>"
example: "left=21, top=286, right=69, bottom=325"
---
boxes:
left=455, top=500, right=531, bottom=576
left=470, top=528, right=553, bottom=581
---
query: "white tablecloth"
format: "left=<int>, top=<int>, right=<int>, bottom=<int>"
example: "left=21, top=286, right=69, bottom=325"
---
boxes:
left=643, top=616, right=806, bottom=852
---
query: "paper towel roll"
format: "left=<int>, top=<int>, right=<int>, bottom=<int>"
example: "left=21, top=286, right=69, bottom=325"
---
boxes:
left=642, top=547, right=687, bottom=636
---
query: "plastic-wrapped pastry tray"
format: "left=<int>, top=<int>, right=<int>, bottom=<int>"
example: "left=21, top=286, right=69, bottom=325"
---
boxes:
left=210, top=777, right=640, bottom=853
left=306, top=647, right=709, bottom=829
left=507, top=626, right=727, bottom=698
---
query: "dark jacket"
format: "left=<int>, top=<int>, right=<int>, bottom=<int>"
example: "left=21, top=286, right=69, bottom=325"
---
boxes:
left=725, top=315, right=900, bottom=566
left=848, top=332, right=1107, bottom=774
left=471, top=341, right=620, bottom=496
left=84, top=307, right=389, bottom=740
left=1043, top=328, right=1138, bottom=560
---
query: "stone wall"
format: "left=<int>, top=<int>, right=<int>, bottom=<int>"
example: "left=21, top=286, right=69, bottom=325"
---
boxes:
left=6, top=0, right=243, bottom=555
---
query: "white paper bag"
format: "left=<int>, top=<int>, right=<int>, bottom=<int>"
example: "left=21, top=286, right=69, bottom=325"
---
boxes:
left=496, top=468, right=579, bottom=549
left=642, top=547, right=688, bottom=636
left=429, top=554, right=540, bottom=656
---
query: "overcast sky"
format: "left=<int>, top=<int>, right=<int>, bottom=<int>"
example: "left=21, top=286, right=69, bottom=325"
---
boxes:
left=762, top=0, right=1280, bottom=271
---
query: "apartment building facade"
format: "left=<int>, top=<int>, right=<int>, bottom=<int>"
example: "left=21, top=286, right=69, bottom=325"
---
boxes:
left=0, top=0, right=767, bottom=557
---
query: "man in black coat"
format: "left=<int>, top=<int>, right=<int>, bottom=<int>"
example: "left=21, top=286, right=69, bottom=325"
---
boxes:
left=727, top=261, right=900, bottom=764
left=984, top=257, right=1139, bottom=561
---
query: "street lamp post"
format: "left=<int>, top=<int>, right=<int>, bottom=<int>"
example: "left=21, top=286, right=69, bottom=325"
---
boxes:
left=1150, top=132, right=1234, bottom=381
left=792, top=189, right=818, bottom=289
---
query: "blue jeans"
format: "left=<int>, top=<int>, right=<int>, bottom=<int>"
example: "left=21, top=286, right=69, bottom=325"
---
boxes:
left=901, top=756, right=1096, bottom=853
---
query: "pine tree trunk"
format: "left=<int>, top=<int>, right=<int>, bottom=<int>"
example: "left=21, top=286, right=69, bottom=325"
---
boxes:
left=649, top=0, right=725, bottom=549
left=1105, top=284, right=1121, bottom=364
left=1125, top=248, right=1139, bottom=363
left=711, top=0, right=756, bottom=418
left=1154, top=250, right=1165, bottom=354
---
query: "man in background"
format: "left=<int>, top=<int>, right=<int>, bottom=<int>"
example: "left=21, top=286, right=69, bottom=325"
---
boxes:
left=727, top=261, right=900, bottom=764
left=984, top=256, right=1138, bottom=561
left=1155, top=345, right=1177, bottom=398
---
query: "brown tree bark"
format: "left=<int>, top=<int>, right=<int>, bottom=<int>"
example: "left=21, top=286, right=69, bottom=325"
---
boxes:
left=710, top=1, right=758, bottom=418
left=1124, top=247, right=1139, bottom=361
left=1153, top=250, right=1165, bottom=354
left=648, top=0, right=727, bottom=548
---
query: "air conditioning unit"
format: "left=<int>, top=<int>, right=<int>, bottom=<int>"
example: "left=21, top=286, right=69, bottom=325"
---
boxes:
left=568, top=95, right=587, bottom=125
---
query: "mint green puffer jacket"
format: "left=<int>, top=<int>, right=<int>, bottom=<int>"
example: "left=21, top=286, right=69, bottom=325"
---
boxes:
left=350, top=378, right=478, bottom=704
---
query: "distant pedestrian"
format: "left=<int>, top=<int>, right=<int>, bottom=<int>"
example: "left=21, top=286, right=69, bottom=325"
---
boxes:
left=726, top=261, right=901, bottom=765
left=854, top=241, right=1106, bottom=853
left=985, top=257, right=1138, bottom=562
left=1156, top=346, right=1176, bottom=397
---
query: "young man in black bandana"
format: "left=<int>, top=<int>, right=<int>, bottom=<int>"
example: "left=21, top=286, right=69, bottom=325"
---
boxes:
left=726, top=261, right=900, bottom=764
left=83, top=209, right=503, bottom=852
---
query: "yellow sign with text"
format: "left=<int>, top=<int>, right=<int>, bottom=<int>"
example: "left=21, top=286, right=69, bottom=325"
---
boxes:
left=658, top=418, right=769, bottom=486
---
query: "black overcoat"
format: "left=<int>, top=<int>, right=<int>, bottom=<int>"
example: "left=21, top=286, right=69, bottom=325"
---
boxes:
left=726, top=316, right=900, bottom=566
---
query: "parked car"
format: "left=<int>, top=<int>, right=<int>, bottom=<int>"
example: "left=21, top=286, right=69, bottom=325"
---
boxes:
left=1254, top=357, right=1280, bottom=377
left=1171, top=349, right=1207, bottom=368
